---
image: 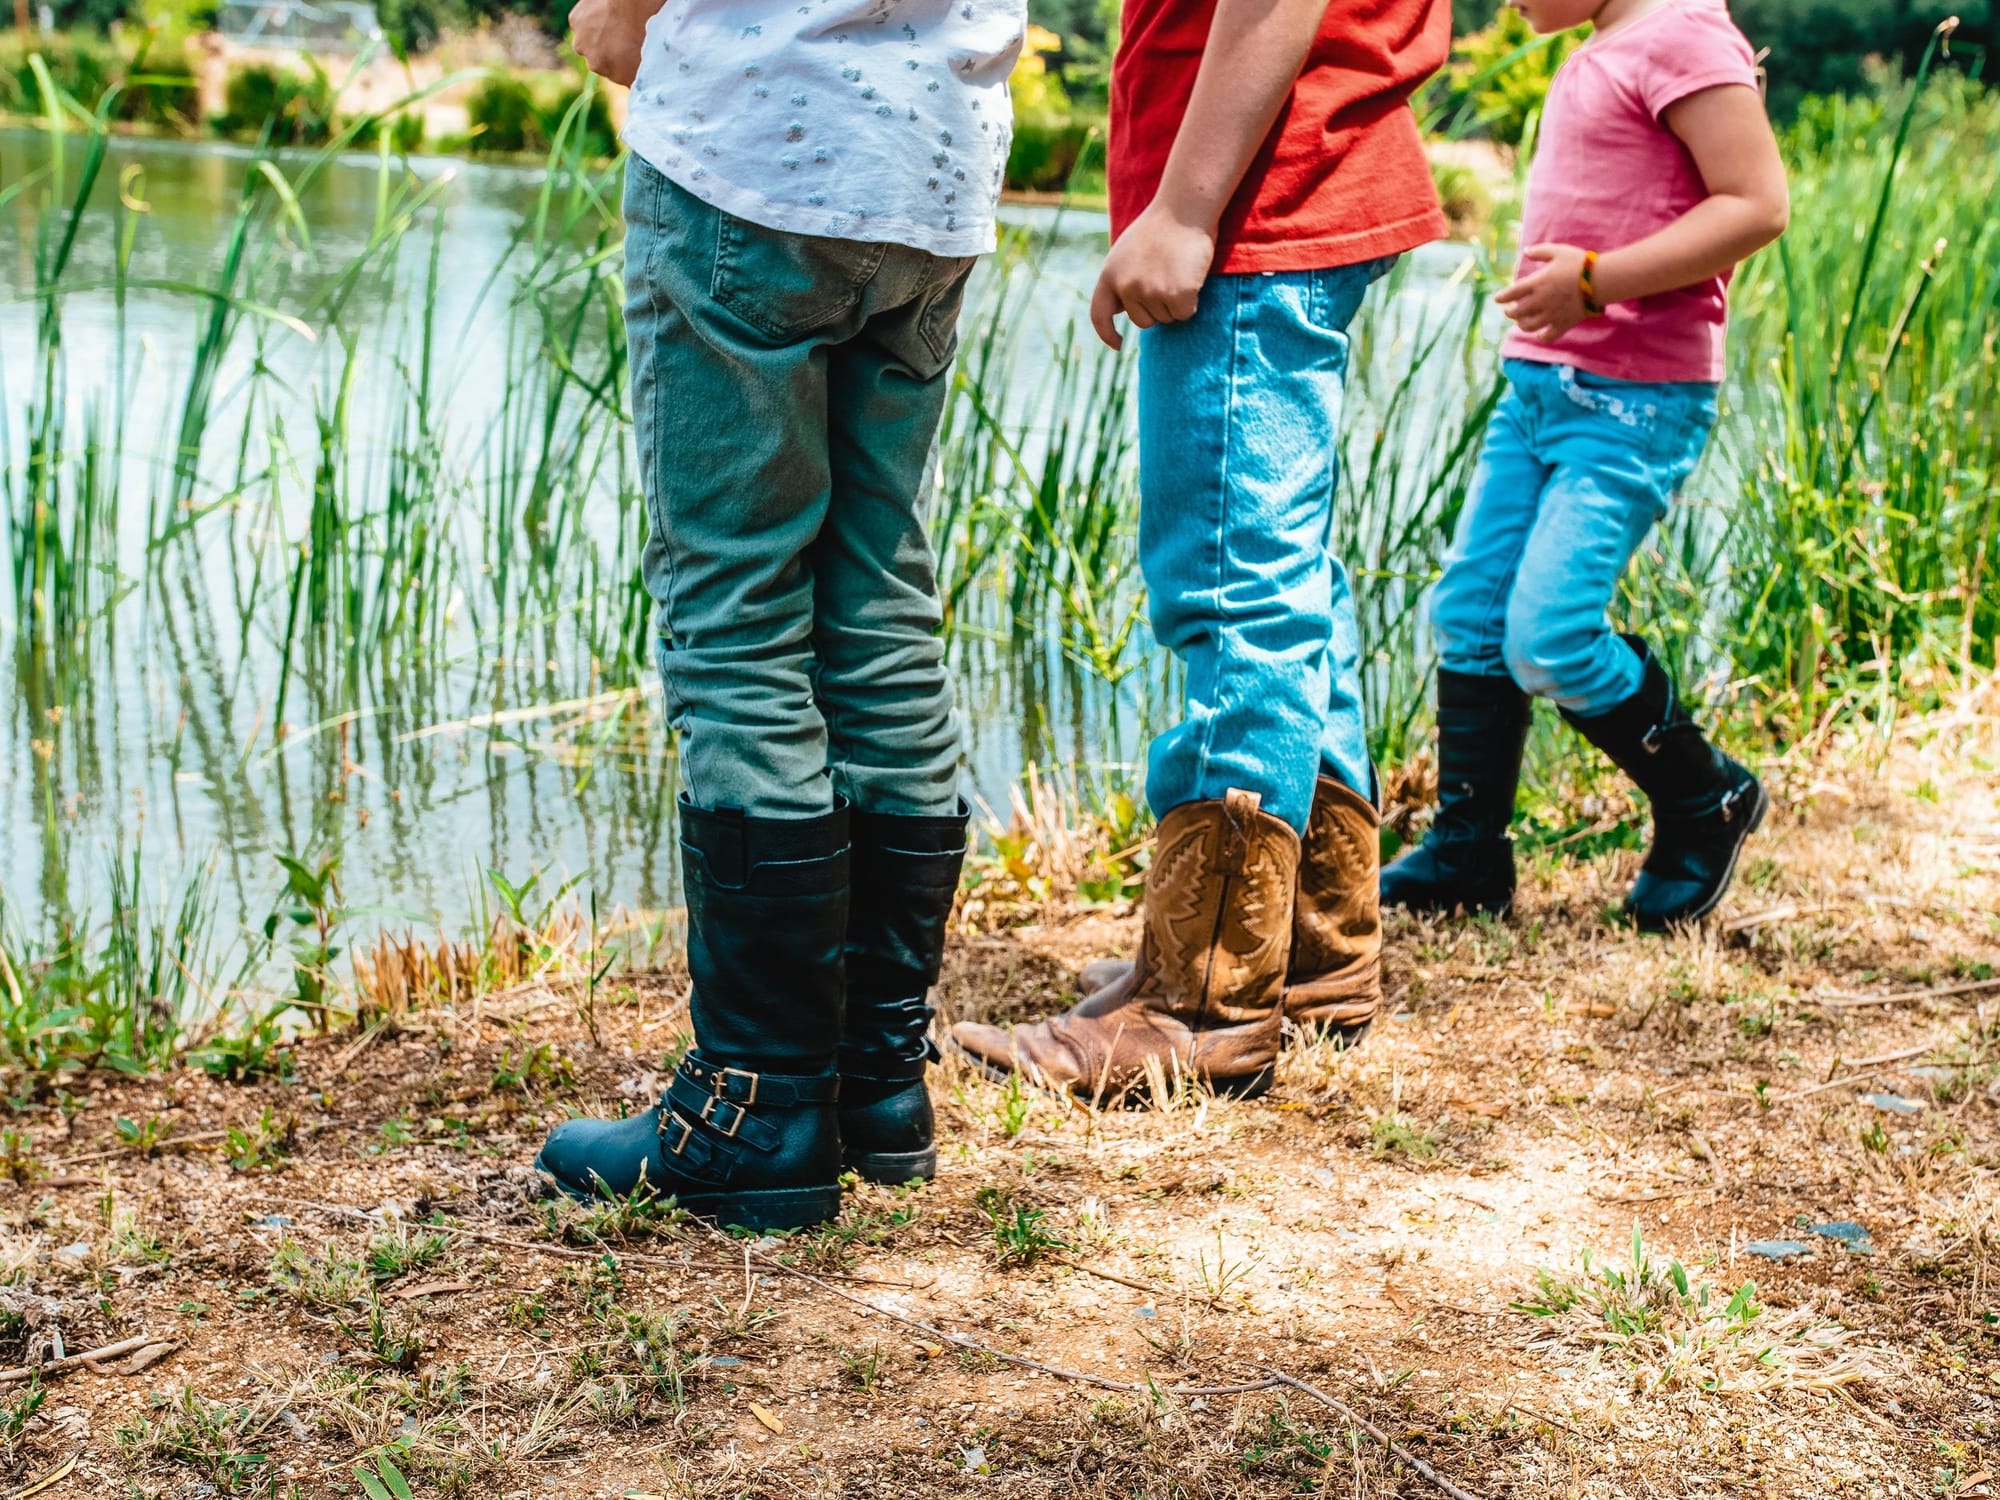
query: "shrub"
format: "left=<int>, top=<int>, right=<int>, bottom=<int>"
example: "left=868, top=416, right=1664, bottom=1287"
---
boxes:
left=214, top=60, right=334, bottom=145
left=465, top=71, right=614, bottom=157
left=0, top=30, right=197, bottom=128
left=465, top=72, right=536, bottom=152
left=1005, top=115, right=1095, bottom=193
left=346, top=107, right=427, bottom=153
left=1429, top=158, right=1492, bottom=240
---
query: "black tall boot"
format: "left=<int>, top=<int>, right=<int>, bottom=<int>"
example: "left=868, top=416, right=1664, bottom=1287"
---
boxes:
left=535, top=798, right=849, bottom=1232
left=839, top=802, right=968, bottom=1186
left=1561, top=636, right=1768, bottom=931
left=1380, top=669, right=1533, bottom=916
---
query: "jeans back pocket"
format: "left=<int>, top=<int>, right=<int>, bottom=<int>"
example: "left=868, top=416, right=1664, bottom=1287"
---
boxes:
left=712, top=210, right=886, bottom=342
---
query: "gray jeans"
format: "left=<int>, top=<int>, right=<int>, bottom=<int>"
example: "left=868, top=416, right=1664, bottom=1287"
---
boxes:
left=625, top=156, right=971, bottom=818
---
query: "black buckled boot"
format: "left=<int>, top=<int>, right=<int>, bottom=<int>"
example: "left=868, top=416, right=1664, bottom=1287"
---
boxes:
left=535, top=798, right=848, bottom=1232
left=1380, top=669, right=1532, bottom=916
left=839, top=802, right=967, bottom=1186
left=1561, top=636, right=1768, bottom=931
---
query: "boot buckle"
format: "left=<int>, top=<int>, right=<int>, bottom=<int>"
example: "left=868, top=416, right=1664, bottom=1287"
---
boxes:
left=1641, top=724, right=1666, bottom=754
left=662, top=1112, right=695, bottom=1157
left=699, top=1093, right=748, bottom=1139
left=709, top=1066, right=759, bottom=1107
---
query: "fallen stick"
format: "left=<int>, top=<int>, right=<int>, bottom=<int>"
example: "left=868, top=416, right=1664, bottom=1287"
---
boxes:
left=1052, top=1256, right=1166, bottom=1297
left=265, top=1197, right=928, bottom=1289
left=1263, top=1369, right=1487, bottom=1500
left=3, top=1447, right=80, bottom=1499
left=1773, top=1043, right=1936, bottom=1102
left=0, top=1334, right=156, bottom=1386
left=51, top=1129, right=231, bottom=1169
left=1820, top=974, right=2000, bottom=1008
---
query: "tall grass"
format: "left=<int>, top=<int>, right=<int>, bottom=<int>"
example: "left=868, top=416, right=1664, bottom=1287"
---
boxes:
left=1711, top=51, right=2000, bottom=733
left=0, top=43, right=1997, bottom=1075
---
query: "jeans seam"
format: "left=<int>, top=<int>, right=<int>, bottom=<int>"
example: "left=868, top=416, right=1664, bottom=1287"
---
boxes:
left=1193, top=280, right=1245, bottom=801
left=1464, top=394, right=1534, bottom=676
left=649, top=173, right=705, bottom=800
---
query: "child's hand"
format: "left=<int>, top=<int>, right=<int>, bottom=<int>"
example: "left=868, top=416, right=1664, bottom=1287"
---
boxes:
left=569, top=0, right=650, bottom=87
left=1497, top=243, right=1595, bottom=341
left=1089, top=205, right=1216, bottom=351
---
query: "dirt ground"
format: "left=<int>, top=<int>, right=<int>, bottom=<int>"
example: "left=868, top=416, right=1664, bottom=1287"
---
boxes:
left=0, top=710, right=1994, bottom=1499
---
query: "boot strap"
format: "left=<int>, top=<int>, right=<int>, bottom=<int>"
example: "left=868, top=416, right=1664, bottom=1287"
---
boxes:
left=677, top=1054, right=840, bottom=1107
left=656, top=1105, right=739, bottom=1178
left=659, top=1060, right=838, bottom=1164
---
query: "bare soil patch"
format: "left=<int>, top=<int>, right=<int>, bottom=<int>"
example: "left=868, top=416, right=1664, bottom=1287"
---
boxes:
left=0, top=720, right=1993, bottom=1498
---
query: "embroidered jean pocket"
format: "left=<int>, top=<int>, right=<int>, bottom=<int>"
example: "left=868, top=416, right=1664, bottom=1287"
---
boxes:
left=712, top=210, right=885, bottom=341
left=1562, top=367, right=1666, bottom=433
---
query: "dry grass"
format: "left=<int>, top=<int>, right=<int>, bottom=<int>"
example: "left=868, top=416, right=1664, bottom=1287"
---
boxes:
left=0, top=709, right=1993, bottom=1497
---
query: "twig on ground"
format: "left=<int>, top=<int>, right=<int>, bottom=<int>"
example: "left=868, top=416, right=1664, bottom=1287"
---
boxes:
left=1723, top=903, right=1830, bottom=934
left=1263, top=1369, right=1487, bottom=1500
left=1054, top=1254, right=1231, bottom=1311
left=1774, top=1043, right=1936, bottom=1102
left=263, top=1197, right=930, bottom=1288
left=1052, top=1256, right=1166, bottom=1297
left=3, top=1447, right=80, bottom=1499
left=51, top=1130, right=230, bottom=1168
left=1820, top=975, right=2000, bottom=1008
left=0, top=1334, right=157, bottom=1385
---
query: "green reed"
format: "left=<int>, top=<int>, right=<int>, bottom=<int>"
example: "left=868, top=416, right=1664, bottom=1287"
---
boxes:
left=2, top=45, right=1998, bottom=1067
left=1647, top=29, right=1998, bottom=733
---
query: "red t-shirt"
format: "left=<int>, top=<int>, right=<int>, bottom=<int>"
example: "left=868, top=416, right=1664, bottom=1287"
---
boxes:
left=1109, top=0, right=1453, bottom=274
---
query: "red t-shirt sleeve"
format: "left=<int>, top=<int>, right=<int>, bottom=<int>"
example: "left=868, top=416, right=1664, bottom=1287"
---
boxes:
left=1635, top=3, right=1761, bottom=122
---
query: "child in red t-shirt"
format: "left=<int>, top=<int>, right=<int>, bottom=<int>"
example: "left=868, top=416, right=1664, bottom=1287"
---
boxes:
left=950, top=0, right=1451, bottom=1097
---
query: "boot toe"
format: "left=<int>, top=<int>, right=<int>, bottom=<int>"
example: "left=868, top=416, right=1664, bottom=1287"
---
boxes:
left=535, top=1110, right=664, bottom=1200
left=1625, top=873, right=1720, bottom=931
left=945, top=1020, right=1022, bottom=1077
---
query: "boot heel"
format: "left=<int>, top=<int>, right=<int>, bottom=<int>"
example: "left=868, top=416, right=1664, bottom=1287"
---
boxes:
left=843, top=1146, right=937, bottom=1186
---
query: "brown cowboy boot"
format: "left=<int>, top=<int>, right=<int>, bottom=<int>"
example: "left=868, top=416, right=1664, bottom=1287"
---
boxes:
left=1076, top=775, right=1382, bottom=1044
left=947, top=790, right=1297, bottom=1099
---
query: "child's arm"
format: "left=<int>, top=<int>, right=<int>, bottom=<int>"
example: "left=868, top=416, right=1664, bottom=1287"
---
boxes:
left=1089, top=0, right=1330, bottom=350
left=1498, top=84, right=1790, bottom=341
left=569, top=0, right=664, bottom=87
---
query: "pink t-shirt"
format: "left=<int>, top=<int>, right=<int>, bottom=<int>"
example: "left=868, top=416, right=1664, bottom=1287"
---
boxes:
left=1501, top=0, right=1761, bottom=385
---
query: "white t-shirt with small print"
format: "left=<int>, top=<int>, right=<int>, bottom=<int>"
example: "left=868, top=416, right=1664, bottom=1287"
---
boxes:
left=624, top=0, right=1027, bottom=256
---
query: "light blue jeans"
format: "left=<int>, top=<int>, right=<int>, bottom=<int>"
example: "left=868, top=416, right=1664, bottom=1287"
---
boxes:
left=1432, top=358, right=1719, bottom=712
left=1137, top=260, right=1392, bottom=835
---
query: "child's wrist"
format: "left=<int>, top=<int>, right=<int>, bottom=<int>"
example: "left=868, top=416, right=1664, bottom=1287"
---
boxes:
left=1146, top=184, right=1225, bottom=239
left=1578, top=250, right=1607, bottom=317
left=1585, top=250, right=1638, bottom=309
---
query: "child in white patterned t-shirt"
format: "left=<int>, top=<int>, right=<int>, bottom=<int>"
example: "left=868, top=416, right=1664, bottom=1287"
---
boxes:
left=535, top=0, right=1025, bottom=1232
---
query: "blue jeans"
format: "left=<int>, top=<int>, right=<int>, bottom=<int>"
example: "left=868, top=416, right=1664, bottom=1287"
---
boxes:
left=1432, top=359, right=1718, bottom=713
left=1137, top=260, right=1391, bottom=835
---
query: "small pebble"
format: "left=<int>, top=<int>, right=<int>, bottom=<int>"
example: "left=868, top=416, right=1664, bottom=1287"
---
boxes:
left=1745, top=1239, right=1813, bottom=1262
left=1860, top=1092, right=1923, bottom=1115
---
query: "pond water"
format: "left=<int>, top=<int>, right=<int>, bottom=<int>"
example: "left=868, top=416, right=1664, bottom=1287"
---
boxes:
left=0, top=129, right=1489, bottom=975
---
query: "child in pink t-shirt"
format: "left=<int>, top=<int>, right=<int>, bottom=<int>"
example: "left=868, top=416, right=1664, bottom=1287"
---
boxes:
left=1384, top=0, right=1789, bottom=931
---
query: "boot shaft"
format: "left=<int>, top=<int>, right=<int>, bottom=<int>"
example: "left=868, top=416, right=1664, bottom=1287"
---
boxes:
left=841, top=803, right=968, bottom=1080
left=1559, top=637, right=1746, bottom=819
left=1430, top=668, right=1533, bottom=844
left=679, top=796, right=850, bottom=1075
left=1140, top=789, right=1299, bottom=1028
left=1286, top=774, right=1383, bottom=1029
